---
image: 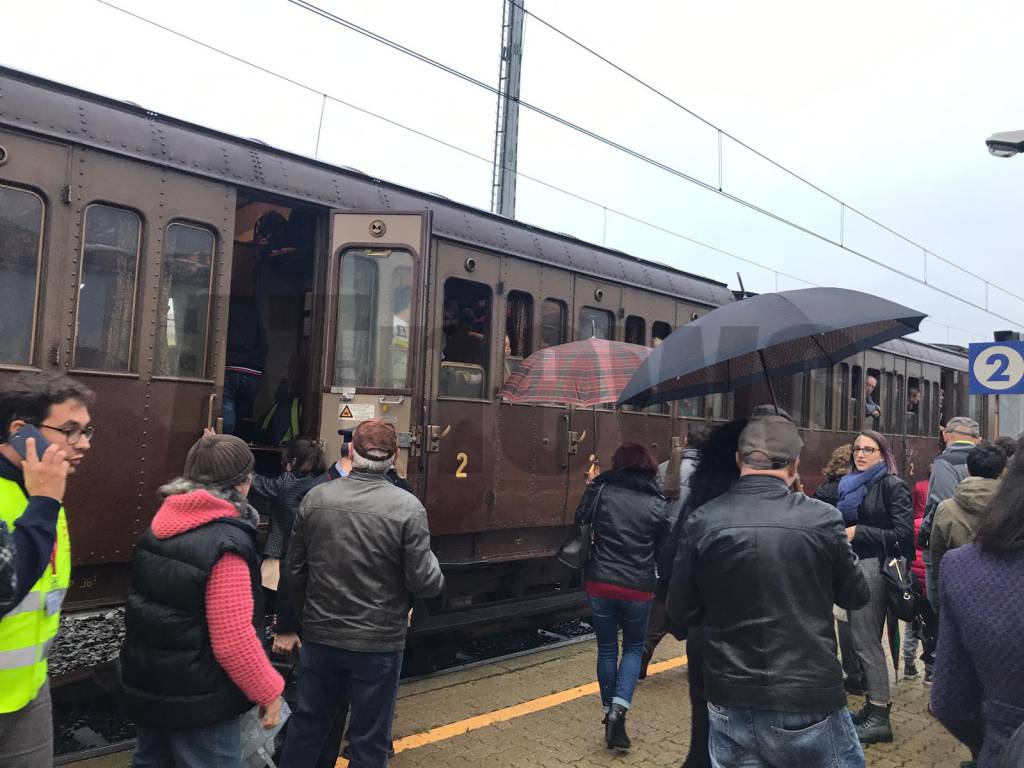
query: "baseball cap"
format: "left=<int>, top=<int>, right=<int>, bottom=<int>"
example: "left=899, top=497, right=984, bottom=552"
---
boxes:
left=352, top=419, right=398, bottom=460
left=738, top=415, right=803, bottom=470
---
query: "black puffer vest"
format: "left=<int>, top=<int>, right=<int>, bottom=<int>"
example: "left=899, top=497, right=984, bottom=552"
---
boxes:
left=119, top=516, right=262, bottom=730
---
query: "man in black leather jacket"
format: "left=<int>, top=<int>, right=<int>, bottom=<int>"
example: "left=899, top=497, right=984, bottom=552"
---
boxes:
left=668, top=414, right=870, bottom=768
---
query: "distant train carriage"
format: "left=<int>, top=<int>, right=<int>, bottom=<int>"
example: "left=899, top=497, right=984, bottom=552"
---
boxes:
left=0, top=66, right=991, bottom=634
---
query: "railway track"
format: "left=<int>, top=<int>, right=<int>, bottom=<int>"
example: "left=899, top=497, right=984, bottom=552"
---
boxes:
left=57, top=621, right=595, bottom=765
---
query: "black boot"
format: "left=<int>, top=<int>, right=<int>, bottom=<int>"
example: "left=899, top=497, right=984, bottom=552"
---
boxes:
left=605, top=703, right=631, bottom=750
left=639, top=651, right=651, bottom=680
left=855, top=702, right=893, bottom=744
left=850, top=699, right=870, bottom=725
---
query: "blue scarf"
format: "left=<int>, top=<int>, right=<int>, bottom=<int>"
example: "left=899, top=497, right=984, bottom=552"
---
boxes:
left=836, top=461, right=888, bottom=525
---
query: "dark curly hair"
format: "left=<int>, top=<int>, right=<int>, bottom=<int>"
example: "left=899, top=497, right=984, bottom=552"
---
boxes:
left=0, top=373, right=95, bottom=443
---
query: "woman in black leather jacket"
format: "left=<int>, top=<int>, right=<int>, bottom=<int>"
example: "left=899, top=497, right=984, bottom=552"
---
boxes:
left=577, top=443, right=670, bottom=752
left=837, top=430, right=913, bottom=745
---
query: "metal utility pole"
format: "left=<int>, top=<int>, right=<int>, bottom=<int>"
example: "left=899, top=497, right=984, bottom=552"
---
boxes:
left=490, top=0, right=526, bottom=218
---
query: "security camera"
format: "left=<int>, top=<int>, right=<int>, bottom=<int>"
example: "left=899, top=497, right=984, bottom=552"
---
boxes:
left=986, top=130, right=1024, bottom=158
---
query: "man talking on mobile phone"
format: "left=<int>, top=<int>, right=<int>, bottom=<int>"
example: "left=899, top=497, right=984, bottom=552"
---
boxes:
left=0, top=373, right=94, bottom=768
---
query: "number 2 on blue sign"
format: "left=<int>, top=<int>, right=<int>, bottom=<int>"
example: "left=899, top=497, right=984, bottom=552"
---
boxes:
left=987, top=353, right=1011, bottom=382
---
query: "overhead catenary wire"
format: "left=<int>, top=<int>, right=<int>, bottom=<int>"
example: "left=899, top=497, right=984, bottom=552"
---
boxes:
left=87, top=0, right=995, bottom=342
left=285, top=0, right=1023, bottom=332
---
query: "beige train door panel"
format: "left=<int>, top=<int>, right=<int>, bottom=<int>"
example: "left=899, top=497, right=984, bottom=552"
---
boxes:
left=319, top=212, right=429, bottom=486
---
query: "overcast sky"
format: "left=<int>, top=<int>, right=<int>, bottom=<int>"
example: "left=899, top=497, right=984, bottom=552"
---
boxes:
left=5, top=0, right=1022, bottom=345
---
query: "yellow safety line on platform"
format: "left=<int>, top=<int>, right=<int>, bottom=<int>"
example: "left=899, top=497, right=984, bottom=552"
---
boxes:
left=334, top=654, right=687, bottom=767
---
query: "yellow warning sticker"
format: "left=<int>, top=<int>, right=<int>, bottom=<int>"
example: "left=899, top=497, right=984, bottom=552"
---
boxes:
left=338, top=402, right=376, bottom=421
left=340, top=405, right=353, bottom=418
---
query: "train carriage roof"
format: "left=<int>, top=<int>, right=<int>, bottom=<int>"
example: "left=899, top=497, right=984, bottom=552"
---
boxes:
left=0, top=66, right=733, bottom=309
left=876, top=338, right=968, bottom=371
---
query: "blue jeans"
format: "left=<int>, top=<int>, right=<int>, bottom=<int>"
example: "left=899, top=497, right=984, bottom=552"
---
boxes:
left=589, top=596, right=652, bottom=710
left=279, top=642, right=402, bottom=768
left=133, top=717, right=241, bottom=768
left=707, top=704, right=864, bottom=768
left=222, top=370, right=260, bottom=436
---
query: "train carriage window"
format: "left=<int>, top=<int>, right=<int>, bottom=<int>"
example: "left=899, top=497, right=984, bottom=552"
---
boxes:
left=652, top=321, right=672, bottom=347
left=540, top=299, right=567, bottom=349
left=895, top=374, right=905, bottom=434
left=578, top=306, right=614, bottom=341
left=907, top=377, right=922, bottom=435
left=920, top=378, right=931, bottom=436
left=0, top=184, right=44, bottom=366
left=932, top=381, right=941, bottom=434
left=505, top=291, right=533, bottom=358
left=839, top=364, right=850, bottom=431
left=441, top=278, right=491, bottom=399
left=333, top=248, right=414, bottom=390
left=154, top=223, right=215, bottom=378
left=707, top=391, right=733, bottom=421
left=810, top=367, right=834, bottom=429
left=881, top=371, right=894, bottom=431
left=968, top=394, right=986, bottom=434
left=73, top=204, right=142, bottom=371
left=865, top=368, right=882, bottom=430
left=851, top=365, right=863, bottom=431
left=504, top=291, right=533, bottom=381
left=625, top=315, right=645, bottom=346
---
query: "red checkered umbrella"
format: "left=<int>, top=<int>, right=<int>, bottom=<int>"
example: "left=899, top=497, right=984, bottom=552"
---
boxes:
left=499, top=339, right=651, bottom=408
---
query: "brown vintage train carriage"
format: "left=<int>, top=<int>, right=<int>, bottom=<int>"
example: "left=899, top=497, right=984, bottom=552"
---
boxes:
left=0, top=66, right=990, bottom=633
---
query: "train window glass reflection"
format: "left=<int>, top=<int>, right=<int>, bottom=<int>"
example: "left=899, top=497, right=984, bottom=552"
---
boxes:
left=651, top=321, right=672, bottom=347
left=810, top=367, right=833, bottom=429
left=540, top=299, right=567, bottom=349
left=441, top=277, right=490, bottom=399
left=920, top=378, right=931, bottom=436
left=625, top=315, right=645, bottom=345
left=334, top=248, right=413, bottom=389
left=907, top=377, right=922, bottom=435
left=932, top=381, right=941, bottom=434
left=851, top=365, right=863, bottom=431
left=154, top=223, right=215, bottom=378
left=707, top=391, right=733, bottom=421
left=0, top=184, right=44, bottom=366
left=578, top=306, right=613, bottom=340
left=968, top=394, right=986, bottom=433
left=73, top=204, right=142, bottom=371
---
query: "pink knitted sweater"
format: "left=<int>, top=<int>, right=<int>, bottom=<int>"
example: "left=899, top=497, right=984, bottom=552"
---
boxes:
left=151, top=490, right=283, bottom=707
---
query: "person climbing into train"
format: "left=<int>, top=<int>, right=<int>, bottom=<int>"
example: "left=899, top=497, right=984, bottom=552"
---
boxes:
left=118, top=433, right=285, bottom=767
left=577, top=442, right=671, bottom=752
left=0, top=372, right=94, bottom=768
left=280, top=419, right=443, bottom=768
left=671, top=413, right=869, bottom=768
left=249, top=438, right=330, bottom=654
left=640, top=425, right=709, bottom=680
left=814, top=443, right=869, bottom=696
left=837, top=430, right=914, bottom=744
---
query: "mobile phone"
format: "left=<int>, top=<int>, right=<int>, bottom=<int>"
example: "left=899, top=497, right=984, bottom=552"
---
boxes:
left=8, top=425, right=50, bottom=461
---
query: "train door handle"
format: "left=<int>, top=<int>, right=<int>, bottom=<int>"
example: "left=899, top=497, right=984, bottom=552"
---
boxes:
left=568, top=429, right=586, bottom=456
left=207, top=394, right=218, bottom=432
left=426, top=424, right=450, bottom=453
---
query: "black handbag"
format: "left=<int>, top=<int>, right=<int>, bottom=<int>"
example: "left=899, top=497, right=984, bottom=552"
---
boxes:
left=880, top=539, right=916, bottom=622
left=556, top=484, right=606, bottom=570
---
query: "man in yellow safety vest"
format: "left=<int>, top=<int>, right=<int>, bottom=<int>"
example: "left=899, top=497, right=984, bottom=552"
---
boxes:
left=0, top=373, right=94, bottom=767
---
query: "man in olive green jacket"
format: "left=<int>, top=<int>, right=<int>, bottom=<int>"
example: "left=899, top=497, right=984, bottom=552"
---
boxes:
left=930, top=443, right=1006, bottom=599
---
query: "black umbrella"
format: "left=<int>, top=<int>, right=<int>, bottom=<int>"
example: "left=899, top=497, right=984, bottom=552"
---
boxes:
left=618, top=288, right=926, bottom=408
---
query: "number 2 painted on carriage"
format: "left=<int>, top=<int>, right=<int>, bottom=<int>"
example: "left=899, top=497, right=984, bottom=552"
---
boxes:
left=455, top=452, right=469, bottom=478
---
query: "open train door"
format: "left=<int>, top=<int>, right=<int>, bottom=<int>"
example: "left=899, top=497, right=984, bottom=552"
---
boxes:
left=318, top=211, right=431, bottom=493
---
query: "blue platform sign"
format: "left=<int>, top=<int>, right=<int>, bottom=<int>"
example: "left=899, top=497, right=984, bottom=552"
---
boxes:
left=969, top=342, right=1024, bottom=395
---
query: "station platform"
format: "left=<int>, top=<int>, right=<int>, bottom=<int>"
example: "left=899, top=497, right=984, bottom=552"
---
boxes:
left=78, top=636, right=971, bottom=767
